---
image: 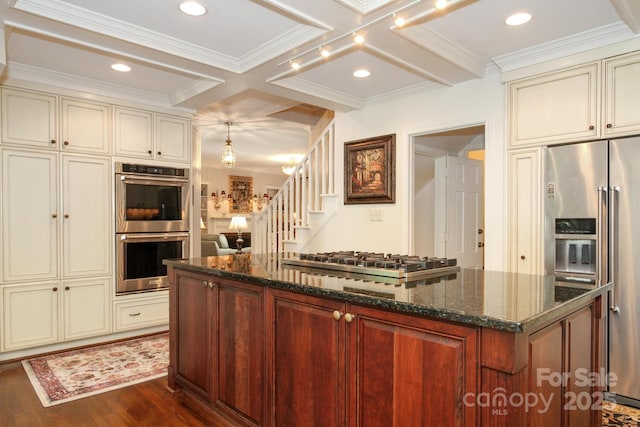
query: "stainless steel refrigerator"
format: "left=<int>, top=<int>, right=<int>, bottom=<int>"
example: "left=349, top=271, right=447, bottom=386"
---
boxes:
left=545, top=137, right=640, bottom=407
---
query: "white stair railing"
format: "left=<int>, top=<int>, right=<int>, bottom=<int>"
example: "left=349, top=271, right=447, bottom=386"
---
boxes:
left=252, top=120, right=335, bottom=253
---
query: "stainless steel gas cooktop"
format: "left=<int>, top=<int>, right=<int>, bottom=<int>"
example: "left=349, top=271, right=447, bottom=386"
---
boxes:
left=282, top=251, right=459, bottom=281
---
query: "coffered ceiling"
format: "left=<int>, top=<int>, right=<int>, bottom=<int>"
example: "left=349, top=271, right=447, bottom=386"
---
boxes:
left=1, top=0, right=639, bottom=172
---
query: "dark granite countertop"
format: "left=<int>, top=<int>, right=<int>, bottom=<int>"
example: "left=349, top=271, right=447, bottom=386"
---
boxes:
left=164, top=252, right=612, bottom=334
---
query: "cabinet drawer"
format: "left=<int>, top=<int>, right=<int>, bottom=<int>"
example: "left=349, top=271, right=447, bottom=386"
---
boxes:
left=114, top=297, right=168, bottom=331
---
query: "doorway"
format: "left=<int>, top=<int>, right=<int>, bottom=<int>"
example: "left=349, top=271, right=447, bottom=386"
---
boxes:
left=411, top=125, right=485, bottom=268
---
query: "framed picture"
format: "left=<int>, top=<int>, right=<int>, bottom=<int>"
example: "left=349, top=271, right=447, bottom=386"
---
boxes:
left=344, top=134, right=395, bottom=204
left=228, top=175, right=253, bottom=213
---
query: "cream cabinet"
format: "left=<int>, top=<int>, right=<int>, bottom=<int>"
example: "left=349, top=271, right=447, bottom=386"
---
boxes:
left=508, top=63, right=600, bottom=147
left=114, top=294, right=169, bottom=332
left=1, top=149, right=111, bottom=283
left=1, top=88, right=112, bottom=154
left=508, top=147, right=543, bottom=275
left=114, top=106, right=191, bottom=163
left=1, top=87, right=57, bottom=148
left=60, top=97, right=111, bottom=154
left=1, top=277, right=111, bottom=351
left=603, top=51, right=640, bottom=137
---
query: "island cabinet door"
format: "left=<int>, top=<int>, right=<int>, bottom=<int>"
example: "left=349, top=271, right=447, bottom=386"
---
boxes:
left=347, top=305, right=478, bottom=427
left=215, top=279, right=265, bottom=426
left=171, top=269, right=215, bottom=402
left=267, top=289, right=347, bottom=427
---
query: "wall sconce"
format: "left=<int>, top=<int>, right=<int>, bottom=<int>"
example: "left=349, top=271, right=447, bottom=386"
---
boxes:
left=211, top=190, right=227, bottom=210
left=253, top=193, right=269, bottom=211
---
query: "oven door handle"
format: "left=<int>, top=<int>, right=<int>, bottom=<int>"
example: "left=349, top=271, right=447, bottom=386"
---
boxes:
left=119, top=232, right=189, bottom=242
left=118, top=175, right=189, bottom=185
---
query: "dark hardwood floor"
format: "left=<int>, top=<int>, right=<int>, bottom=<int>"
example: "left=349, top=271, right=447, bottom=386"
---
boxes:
left=0, top=360, right=226, bottom=426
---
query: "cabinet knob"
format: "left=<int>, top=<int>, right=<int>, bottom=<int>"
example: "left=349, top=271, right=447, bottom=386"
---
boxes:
left=607, top=123, right=613, bottom=128
left=589, top=125, right=595, bottom=130
left=344, top=313, right=355, bottom=323
left=332, top=310, right=343, bottom=321
left=207, top=281, right=214, bottom=289
left=65, top=286, right=70, bottom=291
left=148, top=150, right=152, bottom=155
left=51, top=213, right=58, bottom=218
left=202, top=280, right=208, bottom=288
left=521, top=255, right=526, bottom=260
left=52, top=287, right=58, bottom=292
left=64, top=214, right=69, bottom=219
left=157, top=151, right=162, bottom=156
left=64, top=141, right=69, bottom=145
left=50, top=139, right=56, bottom=145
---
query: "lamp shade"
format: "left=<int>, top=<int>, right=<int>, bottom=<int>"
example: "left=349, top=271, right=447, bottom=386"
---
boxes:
left=229, top=216, right=248, bottom=231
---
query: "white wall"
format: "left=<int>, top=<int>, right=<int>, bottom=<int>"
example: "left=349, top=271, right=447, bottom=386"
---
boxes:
left=304, top=69, right=507, bottom=271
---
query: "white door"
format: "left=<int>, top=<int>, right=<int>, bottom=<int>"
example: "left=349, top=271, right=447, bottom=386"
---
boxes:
left=435, top=156, right=484, bottom=268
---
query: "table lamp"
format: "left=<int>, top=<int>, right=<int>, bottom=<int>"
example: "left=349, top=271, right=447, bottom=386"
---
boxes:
left=229, top=216, right=248, bottom=253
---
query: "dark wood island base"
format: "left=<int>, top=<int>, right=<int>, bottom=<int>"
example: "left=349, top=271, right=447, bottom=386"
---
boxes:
left=166, top=254, right=611, bottom=427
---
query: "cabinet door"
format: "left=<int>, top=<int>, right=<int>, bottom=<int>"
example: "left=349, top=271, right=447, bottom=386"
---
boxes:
left=114, top=106, right=153, bottom=159
left=61, top=97, right=111, bottom=154
left=603, top=52, right=640, bottom=137
left=173, top=269, right=214, bottom=401
left=1, top=282, right=60, bottom=351
left=508, top=148, right=543, bottom=274
left=268, top=289, right=346, bottom=427
left=61, top=155, right=111, bottom=278
left=348, top=305, right=477, bottom=427
left=216, top=279, right=265, bottom=426
left=62, top=277, right=111, bottom=340
left=509, top=63, right=600, bottom=147
left=155, top=114, right=191, bottom=163
left=1, top=88, right=58, bottom=148
left=2, top=149, right=59, bottom=282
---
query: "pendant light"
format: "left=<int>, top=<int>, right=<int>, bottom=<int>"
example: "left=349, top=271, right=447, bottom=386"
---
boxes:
left=221, top=121, right=236, bottom=168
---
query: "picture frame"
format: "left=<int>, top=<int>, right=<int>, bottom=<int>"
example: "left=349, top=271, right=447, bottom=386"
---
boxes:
left=344, top=134, right=395, bottom=204
left=228, top=175, right=253, bottom=213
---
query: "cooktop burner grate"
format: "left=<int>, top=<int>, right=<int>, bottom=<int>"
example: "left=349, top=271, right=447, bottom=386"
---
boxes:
left=282, top=251, right=459, bottom=280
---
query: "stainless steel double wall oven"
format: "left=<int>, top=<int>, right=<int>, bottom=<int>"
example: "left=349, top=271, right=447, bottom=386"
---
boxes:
left=115, top=162, right=190, bottom=294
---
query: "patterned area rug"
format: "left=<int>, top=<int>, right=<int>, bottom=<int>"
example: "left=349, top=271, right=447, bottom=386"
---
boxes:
left=603, top=401, right=640, bottom=426
left=22, top=333, right=168, bottom=407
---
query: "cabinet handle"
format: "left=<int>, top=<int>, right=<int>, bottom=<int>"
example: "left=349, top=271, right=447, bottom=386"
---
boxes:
left=65, top=286, right=70, bottom=291
left=607, top=123, right=613, bottom=129
left=64, top=214, right=69, bottom=219
left=64, top=141, right=69, bottom=145
left=52, top=287, right=58, bottom=292
left=521, top=255, right=526, bottom=260
left=344, top=313, right=355, bottom=323
left=50, top=139, right=56, bottom=145
left=332, top=310, right=343, bottom=321
left=589, top=125, right=595, bottom=130
left=51, top=213, right=58, bottom=218
left=129, top=312, right=141, bottom=317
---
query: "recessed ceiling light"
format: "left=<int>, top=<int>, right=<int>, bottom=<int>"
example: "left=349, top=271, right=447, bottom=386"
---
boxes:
left=353, top=69, right=371, bottom=78
left=111, top=63, right=131, bottom=72
left=179, top=1, right=207, bottom=16
left=505, top=12, right=532, bottom=26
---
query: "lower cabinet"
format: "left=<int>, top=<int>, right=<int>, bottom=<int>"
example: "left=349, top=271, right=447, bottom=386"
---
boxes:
left=268, top=289, right=477, bottom=426
left=1, top=277, right=111, bottom=351
left=114, top=294, right=169, bottom=332
left=169, top=268, right=265, bottom=426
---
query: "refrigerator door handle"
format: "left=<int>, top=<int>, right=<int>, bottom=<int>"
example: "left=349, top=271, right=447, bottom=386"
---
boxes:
left=597, top=186, right=608, bottom=287
left=610, top=185, right=621, bottom=313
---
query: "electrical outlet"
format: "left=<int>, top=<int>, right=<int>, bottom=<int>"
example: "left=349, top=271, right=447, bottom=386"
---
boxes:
left=369, top=208, right=383, bottom=222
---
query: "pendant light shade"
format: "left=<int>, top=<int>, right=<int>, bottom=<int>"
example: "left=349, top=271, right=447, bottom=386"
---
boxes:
left=222, top=121, right=236, bottom=168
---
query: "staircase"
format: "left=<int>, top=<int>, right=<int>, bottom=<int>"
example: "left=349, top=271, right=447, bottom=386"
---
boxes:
left=252, top=120, right=337, bottom=254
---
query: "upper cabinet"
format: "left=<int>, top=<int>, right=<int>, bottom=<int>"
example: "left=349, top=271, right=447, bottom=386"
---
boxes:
left=508, top=50, right=640, bottom=147
left=114, top=106, right=191, bottom=163
left=603, top=51, right=640, bottom=137
left=508, top=63, right=600, bottom=147
left=1, top=88, right=111, bottom=154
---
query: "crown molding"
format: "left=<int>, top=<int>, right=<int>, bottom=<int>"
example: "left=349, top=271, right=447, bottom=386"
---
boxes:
left=335, top=0, right=395, bottom=15
left=268, top=76, right=365, bottom=111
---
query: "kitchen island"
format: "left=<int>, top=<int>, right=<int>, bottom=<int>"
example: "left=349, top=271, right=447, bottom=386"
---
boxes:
left=165, top=253, right=611, bottom=427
